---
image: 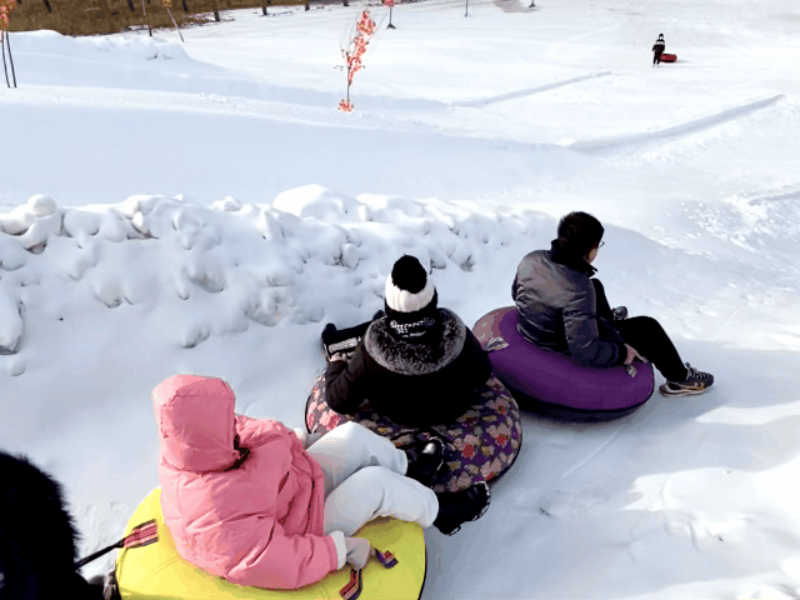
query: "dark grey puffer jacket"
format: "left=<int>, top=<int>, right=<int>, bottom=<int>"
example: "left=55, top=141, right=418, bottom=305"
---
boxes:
left=324, top=309, right=492, bottom=428
left=512, top=242, right=627, bottom=368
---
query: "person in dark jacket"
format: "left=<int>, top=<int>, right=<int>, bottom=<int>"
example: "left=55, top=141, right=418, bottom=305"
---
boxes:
left=652, top=33, right=665, bottom=66
left=0, top=450, right=119, bottom=600
left=512, top=211, right=714, bottom=397
left=325, top=255, right=493, bottom=428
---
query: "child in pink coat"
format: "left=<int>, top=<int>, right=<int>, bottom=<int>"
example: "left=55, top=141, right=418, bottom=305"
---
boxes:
left=154, top=374, right=489, bottom=591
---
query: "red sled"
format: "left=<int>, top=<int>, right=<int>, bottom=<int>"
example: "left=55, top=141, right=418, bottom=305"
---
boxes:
left=660, top=53, right=677, bottom=62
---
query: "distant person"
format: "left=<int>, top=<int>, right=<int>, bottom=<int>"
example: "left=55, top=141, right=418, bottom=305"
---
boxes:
left=652, top=33, right=665, bottom=66
left=511, top=211, right=715, bottom=397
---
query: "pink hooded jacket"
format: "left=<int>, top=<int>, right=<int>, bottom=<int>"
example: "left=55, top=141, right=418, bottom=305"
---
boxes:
left=153, top=375, right=345, bottom=590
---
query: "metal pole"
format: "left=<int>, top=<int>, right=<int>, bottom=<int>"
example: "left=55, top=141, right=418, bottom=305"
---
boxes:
left=6, top=29, right=16, bottom=87
left=1, top=32, right=10, bottom=89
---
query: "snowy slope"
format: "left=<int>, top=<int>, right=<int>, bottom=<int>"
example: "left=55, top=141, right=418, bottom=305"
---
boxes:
left=2, top=0, right=800, bottom=598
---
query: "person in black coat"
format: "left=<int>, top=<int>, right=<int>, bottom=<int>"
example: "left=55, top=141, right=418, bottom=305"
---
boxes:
left=512, top=211, right=715, bottom=397
left=324, top=255, right=492, bottom=428
left=0, top=451, right=119, bottom=600
left=652, top=33, right=666, bottom=65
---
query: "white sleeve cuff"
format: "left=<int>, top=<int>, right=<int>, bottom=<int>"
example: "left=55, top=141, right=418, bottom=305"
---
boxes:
left=329, top=530, right=347, bottom=570
left=292, top=427, right=309, bottom=448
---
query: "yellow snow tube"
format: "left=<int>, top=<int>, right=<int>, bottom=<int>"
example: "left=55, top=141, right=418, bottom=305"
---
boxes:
left=116, top=488, right=427, bottom=600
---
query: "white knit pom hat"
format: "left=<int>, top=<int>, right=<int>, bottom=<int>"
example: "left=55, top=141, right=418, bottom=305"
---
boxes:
left=384, top=255, right=436, bottom=314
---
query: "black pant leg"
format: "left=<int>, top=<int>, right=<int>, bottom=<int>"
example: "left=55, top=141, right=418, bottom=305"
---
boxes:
left=617, top=316, right=688, bottom=381
left=591, top=279, right=614, bottom=321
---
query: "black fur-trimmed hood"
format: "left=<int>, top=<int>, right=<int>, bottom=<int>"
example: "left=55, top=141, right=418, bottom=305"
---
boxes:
left=364, top=308, right=467, bottom=376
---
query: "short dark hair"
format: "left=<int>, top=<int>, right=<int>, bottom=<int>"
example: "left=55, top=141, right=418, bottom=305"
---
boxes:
left=557, top=211, right=604, bottom=256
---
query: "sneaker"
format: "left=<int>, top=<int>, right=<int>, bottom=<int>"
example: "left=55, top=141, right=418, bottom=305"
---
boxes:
left=659, top=363, right=714, bottom=397
left=612, top=306, right=628, bottom=321
left=404, top=440, right=445, bottom=488
left=433, top=481, right=491, bottom=536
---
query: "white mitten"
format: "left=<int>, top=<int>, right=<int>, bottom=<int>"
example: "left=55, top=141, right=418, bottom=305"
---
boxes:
left=344, top=536, right=371, bottom=570
left=291, top=427, right=309, bottom=447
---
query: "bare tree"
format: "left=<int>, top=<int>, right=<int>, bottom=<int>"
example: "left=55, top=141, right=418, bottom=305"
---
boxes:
left=142, top=0, right=152, bottom=35
left=98, top=0, right=113, bottom=30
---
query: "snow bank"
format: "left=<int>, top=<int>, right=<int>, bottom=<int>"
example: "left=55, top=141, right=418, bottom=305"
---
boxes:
left=10, top=30, right=188, bottom=62
left=0, top=186, right=542, bottom=360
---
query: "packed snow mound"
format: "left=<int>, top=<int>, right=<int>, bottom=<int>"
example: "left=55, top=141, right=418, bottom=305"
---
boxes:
left=272, top=185, right=361, bottom=223
left=0, top=188, right=542, bottom=360
left=11, top=30, right=188, bottom=61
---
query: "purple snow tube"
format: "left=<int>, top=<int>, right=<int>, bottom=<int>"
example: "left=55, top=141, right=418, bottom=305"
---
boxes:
left=473, top=307, right=655, bottom=421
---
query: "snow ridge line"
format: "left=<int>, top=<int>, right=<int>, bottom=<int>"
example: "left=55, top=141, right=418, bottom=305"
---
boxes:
left=734, top=181, right=800, bottom=204
left=569, top=93, right=785, bottom=152
left=0, top=189, right=543, bottom=356
left=448, top=71, right=612, bottom=108
left=562, top=427, right=623, bottom=480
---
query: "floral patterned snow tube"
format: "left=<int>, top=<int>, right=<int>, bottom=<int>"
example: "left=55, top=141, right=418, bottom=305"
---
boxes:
left=305, top=372, right=523, bottom=493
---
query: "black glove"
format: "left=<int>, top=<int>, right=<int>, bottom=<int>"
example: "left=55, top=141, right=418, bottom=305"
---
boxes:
left=321, top=312, right=384, bottom=361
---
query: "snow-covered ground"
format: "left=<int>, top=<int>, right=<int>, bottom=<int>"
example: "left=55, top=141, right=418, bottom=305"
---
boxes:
left=2, top=0, right=800, bottom=597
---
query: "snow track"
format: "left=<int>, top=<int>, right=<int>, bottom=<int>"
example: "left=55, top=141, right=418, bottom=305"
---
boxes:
left=569, top=93, right=785, bottom=151
left=451, top=71, right=612, bottom=107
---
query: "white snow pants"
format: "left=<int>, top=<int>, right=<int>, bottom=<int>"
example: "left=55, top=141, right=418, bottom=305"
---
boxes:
left=306, top=421, right=439, bottom=536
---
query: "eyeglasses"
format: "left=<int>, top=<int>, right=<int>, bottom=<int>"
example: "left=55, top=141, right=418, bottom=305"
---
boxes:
left=598, top=241, right=605, bottom=247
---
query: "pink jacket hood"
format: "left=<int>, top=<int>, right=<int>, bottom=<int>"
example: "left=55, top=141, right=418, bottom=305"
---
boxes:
left=153, top=375, right=240, bottom=472
left=153, top=375, right=340, bottom=590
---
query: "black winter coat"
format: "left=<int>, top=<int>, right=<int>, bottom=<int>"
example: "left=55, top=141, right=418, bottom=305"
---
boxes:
left=324, top=309, right=492, bottom=428
left=512, top=241, right=627, bottom=368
